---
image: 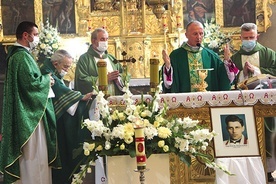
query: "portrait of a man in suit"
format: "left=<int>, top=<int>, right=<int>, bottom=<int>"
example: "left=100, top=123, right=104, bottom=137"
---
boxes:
left=222, top=114, right=248, bottom=146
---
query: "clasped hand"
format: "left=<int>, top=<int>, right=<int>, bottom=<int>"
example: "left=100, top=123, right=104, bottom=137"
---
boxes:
left=243, top=61, right=254, bottom=76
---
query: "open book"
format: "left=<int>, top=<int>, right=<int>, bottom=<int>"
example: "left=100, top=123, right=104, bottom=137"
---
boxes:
left=238, top=74, right=276, bottom=90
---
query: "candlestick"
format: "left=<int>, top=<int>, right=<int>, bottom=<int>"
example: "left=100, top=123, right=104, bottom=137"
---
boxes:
left=97, top=58, right=108, bottom=93
left=150, top=57, right=160, bottom=95
left=162, top=14, right=167, bottom=29
left=87, top=19, right=92, bottom=32
left=134, top=127, right=146, bottom=171
left=176, top=15, right=181, bottom=28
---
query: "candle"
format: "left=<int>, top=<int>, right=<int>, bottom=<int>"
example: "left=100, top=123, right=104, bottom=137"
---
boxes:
left=162, top=14, right=167, bottom=29
left=150, top=57, right=160, bottom=94
left=135, top=127, right=146, bottom=170
left=97, top=59, right=108, bottom=93
left=176, top=15, right=181, bottom=28
left=102, top=17, right=107, bottom=29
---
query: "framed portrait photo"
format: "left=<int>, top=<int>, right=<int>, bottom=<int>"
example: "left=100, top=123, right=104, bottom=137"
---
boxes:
left=210, top=107, right=260, bottom=157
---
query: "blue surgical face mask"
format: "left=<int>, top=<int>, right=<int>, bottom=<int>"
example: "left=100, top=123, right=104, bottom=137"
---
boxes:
left=242, top=40, right=256, bottom=52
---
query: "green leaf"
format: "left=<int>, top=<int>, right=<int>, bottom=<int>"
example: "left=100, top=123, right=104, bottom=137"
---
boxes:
left=178, top=153, right=191, bottom=167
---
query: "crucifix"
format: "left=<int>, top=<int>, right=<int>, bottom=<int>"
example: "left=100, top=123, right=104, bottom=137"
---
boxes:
left=114, top=51, right=136, bottom=85
left=114, top=51, right=136, bottom=66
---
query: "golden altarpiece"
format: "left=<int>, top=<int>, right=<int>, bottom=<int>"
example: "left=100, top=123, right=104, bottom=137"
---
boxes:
left=75, top=1, right=276, bottom=183
left=0, top=0, right=276, bottom=183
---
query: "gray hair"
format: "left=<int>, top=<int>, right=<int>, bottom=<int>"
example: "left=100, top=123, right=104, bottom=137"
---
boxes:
left=91, top=28, right=108, bottom=40
left=241, top=23, right=257, bottom=32
left=51, top=49, right=73, bottom=64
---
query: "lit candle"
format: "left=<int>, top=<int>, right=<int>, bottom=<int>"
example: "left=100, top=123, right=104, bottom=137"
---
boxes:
left=150, top=56, right=160, bottom=94
left=97, top=59, right=108, bottom=93
left=176, top=15, right=181, bottom=28
left=102, top=17, right=107, bottom=29
left=135, top=127, right=146, bottom=170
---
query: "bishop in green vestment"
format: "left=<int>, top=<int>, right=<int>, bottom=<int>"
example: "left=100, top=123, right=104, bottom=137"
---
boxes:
left=40, top=50, right=93, bottom=184
left=0, top=21, right=59, bottom=184
left=162, top=21, right=231, bottom=93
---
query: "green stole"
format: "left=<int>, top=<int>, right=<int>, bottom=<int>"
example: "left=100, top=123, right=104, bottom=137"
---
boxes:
left=182, top=43, right=204, bottom=92
left=40, top=58, right=89, bottom=183
left=40, top=58, right=84, bottom=119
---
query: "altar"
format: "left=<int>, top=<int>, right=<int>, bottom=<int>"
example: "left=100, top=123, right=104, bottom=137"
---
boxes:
left=106, top=89, right=276, bottom=183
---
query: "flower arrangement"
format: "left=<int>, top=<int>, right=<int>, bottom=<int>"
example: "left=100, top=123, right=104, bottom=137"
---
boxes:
left=202, top=18, right=232, bottom=55
left=71, top=81, right=232, bottom=183
left=37, top=19, right=60, bottom=59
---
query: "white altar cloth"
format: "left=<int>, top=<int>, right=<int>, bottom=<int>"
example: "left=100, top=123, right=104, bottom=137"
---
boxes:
left=215, top=157, right=266, bottom=184
left=106, top=154, right=170, bottom=184
left=107, top=89, right=276, bottom=109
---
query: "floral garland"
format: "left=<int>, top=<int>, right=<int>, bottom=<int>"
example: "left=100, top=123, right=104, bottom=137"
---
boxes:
left=37, top=19, right=60, bottom=59
left=71, top=81, right=233, bottom=183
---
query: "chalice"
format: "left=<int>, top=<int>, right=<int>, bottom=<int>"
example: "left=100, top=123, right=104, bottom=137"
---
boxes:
left=192, top=68, right=214, bottom=92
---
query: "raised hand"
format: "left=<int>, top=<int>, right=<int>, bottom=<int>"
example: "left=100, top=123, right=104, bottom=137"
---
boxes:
left=162, top=49, right=171, bottom=68
left=224, top=43, right=231, bottom=61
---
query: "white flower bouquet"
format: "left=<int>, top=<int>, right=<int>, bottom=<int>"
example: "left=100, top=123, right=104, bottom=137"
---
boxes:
left=72, top=82, right=233, bottom=183
left=37, top=19, right=60, bottom=59
left=202, top=18, right=232, bottom=55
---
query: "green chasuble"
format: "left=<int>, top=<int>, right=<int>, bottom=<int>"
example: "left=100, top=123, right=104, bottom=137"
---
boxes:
left=40, top=58, right=90, bottom=184
left=231, top=42, right=276, bottom=76
left=0, top=46, right=59, bottom=183
left=74, top=45, right=123, bottom=95
left=231, top=43, right=276, bottom=165
left=162, top=45, right=231, bottom=93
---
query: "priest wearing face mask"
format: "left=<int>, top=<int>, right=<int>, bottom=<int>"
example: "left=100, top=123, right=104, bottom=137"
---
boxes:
left=224, top=23, right=276, bottom=84
left=224, top=23, right=276, bottom=182
left=0, top=21, right=59, bottom=184
left=74, top=28, right=124, bottom=96
left=40, top=49, right=94, bottom=184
